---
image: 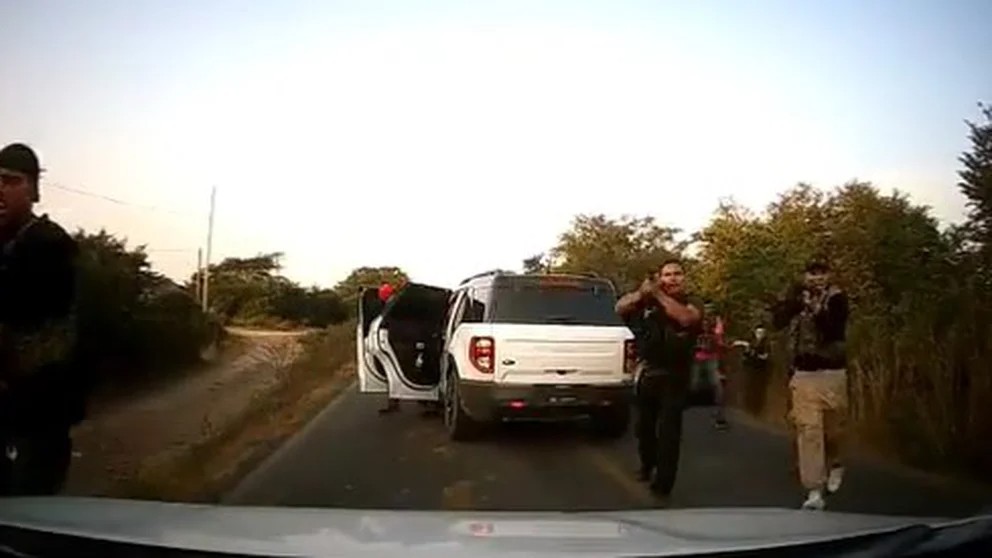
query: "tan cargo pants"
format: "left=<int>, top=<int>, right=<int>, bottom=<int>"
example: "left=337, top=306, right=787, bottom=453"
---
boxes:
left=788, top=369, right=848, bottom=491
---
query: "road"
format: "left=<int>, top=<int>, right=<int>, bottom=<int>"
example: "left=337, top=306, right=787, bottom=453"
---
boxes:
left=225, top=386, right=992, bottom=518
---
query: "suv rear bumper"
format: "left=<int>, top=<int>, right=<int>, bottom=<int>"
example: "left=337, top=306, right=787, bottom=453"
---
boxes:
left=458, top=379, right=633, bottom=422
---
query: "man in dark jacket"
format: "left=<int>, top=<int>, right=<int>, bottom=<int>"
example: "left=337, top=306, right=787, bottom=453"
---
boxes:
left=770, top=258, right=849, bottom=511
left=0, top=143, right=82, bottom=495
left=616, top=258, right=703, bottom=499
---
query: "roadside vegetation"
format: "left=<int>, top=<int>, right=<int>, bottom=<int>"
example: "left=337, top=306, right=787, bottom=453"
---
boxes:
left=73, top=236, right=408, bottom=399
left=523, top=105, right=992, bottom=480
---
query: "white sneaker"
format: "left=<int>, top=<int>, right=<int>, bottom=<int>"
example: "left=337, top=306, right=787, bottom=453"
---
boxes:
left=826, top=466, right=845, bottom=494
left=801, top=490, right=826, bottom=511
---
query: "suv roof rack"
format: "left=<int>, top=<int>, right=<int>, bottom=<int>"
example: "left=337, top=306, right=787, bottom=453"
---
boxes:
left=525, top=271, right=600, bottom=279
left=458, top=269, right=515, bottom=286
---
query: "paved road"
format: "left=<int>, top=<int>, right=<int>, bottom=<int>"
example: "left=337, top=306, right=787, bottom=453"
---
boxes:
left=225, top=385, right=992, bottom=518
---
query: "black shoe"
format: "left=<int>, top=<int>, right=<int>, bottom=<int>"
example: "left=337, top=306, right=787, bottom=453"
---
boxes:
left=378, top=402, right=400, bottom=414
left=714, top=418, right=729, bottom=431
left=648, top=483, right=672, bottom=500
left=637, top=467, right=654, bottom=482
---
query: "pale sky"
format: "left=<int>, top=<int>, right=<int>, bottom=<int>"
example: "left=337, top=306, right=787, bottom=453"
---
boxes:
left=3, top=0, right=990, bottom=288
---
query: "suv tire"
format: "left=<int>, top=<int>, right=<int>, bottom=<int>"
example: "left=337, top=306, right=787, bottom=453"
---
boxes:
left=591, top=406, right=630, bottom=439
left=443, top=367, right=482, bottom=441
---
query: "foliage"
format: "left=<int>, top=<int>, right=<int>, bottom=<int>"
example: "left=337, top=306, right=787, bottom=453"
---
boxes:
left=539, top=214, right=683, bottom=292
left=332, top=266, right=409, bottom=308
left=73, top=230, right=217, bottom=388
left=190, top=253, right=349, bottom=327
left=958, top=103, right=992, bottom=264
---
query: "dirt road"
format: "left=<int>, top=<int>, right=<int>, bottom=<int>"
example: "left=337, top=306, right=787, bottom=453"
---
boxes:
left=64, top=328, right=310, bottom=497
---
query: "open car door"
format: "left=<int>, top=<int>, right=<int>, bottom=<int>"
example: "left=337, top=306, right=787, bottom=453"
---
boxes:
left=368, top=282, right=451, bottom=401
left=356, top=288, right=387, bottom=393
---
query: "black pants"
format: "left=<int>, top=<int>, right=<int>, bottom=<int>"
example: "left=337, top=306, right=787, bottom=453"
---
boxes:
left=635, top=368, right=689, bottom=495
left=0, top=429, right=72, bottom=496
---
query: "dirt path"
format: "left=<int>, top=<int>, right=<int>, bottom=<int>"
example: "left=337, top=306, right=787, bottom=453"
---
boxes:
left=64, top=329, right=308, bottom=496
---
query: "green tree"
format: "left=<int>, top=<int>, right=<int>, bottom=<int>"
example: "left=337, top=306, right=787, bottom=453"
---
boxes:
left=521, top=253, right=550, bottom=274
left=74, top=230, right=213, bottom=385
left=333, top=266, right=409, bottom=307
left=958, top=103, right=992, bottom=259
left=547, top=214, right=682, bottom=292
left=190, top=253, right=285, bottom=320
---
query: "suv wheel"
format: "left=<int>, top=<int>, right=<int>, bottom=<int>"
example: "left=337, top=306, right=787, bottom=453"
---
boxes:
left=443, top=369, right=481, bottom=441
left=591, top=406, right=630, bottom=439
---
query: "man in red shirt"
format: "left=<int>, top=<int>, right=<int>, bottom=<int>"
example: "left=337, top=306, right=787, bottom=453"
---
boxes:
left=376, top=283, right=400, bottom=414
left=692, top=304, right=728, bottom=430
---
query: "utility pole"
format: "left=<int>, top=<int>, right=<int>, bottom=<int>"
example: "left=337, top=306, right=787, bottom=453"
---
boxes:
left=196, top=248, right=203, bottom=304
left=202, top=186, right=216, bottom=312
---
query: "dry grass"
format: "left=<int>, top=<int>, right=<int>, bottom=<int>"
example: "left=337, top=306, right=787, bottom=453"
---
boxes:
left=115, top=322, right=357, bottom=502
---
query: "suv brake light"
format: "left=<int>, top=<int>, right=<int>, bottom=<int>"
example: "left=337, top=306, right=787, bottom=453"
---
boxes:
left=469, top=336, right=495, bottom=374
left=624, top=339, right=638, bottom=376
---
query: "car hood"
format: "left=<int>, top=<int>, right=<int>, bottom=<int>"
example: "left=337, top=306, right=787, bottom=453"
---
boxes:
left=0, top=497, right=986, bottom=557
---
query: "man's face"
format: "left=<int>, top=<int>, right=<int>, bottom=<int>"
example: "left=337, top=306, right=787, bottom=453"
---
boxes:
left=754, top=327, right=766, bottom=340
left=804, top=270, right=829, bottom=291
left=656, top=262, right=685, bottom=294
left=0, top=168, right=34, bottom=228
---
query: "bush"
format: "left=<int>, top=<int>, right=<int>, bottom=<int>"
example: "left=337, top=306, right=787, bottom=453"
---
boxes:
left=73, top=230, right=215, bottom=390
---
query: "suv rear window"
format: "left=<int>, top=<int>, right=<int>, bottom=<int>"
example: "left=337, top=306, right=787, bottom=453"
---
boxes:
left=489, top=276, right=623, bottom=326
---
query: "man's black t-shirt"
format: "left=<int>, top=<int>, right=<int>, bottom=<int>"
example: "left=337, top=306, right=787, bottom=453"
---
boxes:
left=0, top=214, right=81, bottom=430
left=623, top=293, right=702, bottom=373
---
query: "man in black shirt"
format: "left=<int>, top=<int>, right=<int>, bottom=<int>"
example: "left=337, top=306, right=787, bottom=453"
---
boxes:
left=0, top=143, right=82, bottom=495
left=616, top=258, right=703, bottom=498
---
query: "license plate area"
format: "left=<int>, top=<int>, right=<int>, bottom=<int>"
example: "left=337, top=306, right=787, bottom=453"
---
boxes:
left=544, top=385, right=585, bottom=405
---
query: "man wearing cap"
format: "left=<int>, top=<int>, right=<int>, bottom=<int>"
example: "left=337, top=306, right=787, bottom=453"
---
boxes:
left=770, top=258, right=849, bottom=511
left=0, top=143, right=82, bottom=495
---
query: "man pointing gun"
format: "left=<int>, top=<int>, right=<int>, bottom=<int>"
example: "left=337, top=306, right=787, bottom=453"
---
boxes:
left=616, top=258, right=702, bottom=499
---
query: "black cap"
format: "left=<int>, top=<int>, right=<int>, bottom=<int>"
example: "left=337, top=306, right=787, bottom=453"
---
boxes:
left=0, top=143, right=42, bottom=177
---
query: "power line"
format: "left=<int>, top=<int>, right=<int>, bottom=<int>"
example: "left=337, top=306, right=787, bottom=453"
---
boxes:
left=144, top=248, right=199, bottom=253
left=45, top=181, right=207, bottom=218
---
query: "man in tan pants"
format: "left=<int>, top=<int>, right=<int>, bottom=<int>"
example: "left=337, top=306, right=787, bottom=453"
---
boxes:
left=771, top=259, right=849, bottom=510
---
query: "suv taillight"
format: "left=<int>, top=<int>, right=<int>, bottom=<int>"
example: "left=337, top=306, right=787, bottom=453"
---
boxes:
left=469, top=336, right=495, bottom=374
left=624, top=339, right=638, bottom=376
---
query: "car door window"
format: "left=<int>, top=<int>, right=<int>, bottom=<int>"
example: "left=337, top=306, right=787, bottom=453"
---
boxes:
left=463, top=287, right=489, bottom=323
left=445, top=291, right=468, bottom=340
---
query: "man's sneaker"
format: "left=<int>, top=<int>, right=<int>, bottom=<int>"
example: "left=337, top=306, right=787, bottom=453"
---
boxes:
left=826, top=466, right=845, bottom=494
left=714, top=418, right=729, bottom=431
left=801, top=490, right=826, bottom=511
left=648, top=483, right=672, bottom=501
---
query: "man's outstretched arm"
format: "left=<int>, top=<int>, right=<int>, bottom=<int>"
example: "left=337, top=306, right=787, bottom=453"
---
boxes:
left=615, top=290, right=646, bottom=317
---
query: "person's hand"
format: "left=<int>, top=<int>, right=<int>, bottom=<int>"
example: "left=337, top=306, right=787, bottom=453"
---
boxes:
left=638, top=277, right=656, bottom=298
left=786, top=281, right=807, bottom=302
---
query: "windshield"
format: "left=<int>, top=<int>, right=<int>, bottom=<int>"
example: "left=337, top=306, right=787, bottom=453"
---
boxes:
left=3, top=1, right=992, bottom=556
left=489, top=276, right=623, bottom=326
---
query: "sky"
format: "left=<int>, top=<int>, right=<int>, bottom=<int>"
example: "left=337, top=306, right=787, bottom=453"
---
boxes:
left=3, top=0, right=990, bottom=289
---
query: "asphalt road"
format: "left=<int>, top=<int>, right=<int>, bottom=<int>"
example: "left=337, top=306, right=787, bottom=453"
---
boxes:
left=225, top=385, right=992, bottom=518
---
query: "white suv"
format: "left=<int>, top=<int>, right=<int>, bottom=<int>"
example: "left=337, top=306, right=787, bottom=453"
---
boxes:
left=357, top=271, right=636, bottom=440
